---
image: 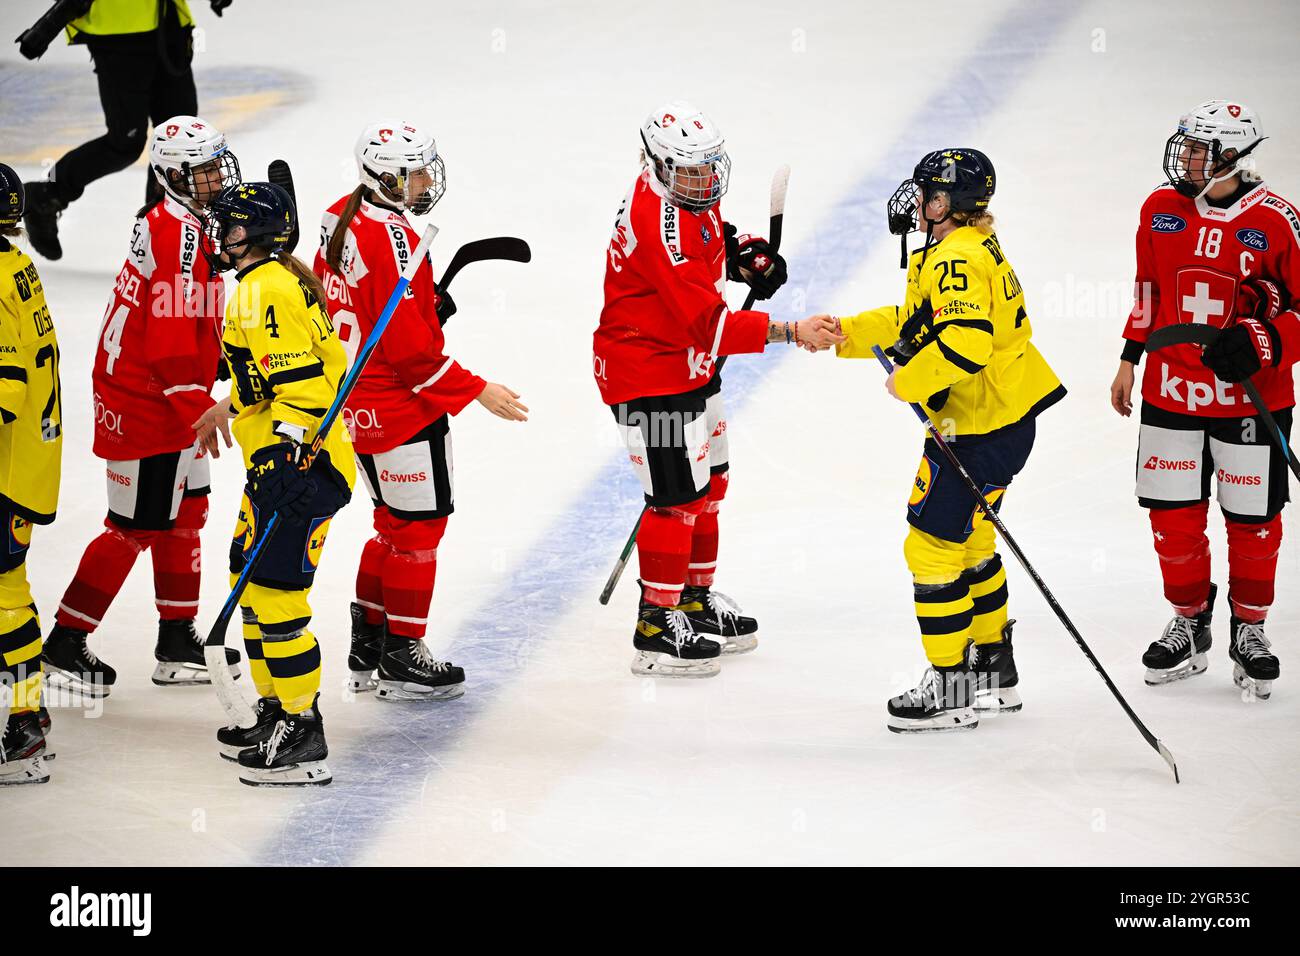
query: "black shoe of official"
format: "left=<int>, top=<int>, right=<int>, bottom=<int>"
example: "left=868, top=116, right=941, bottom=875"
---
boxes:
left=632, top=586, right=723, bottom=679
left=43, top=625, right=116, bottom=698
left=153, top=618, right=241, bottom=686
left=887, top=661, right=979, bottom=733
left=376, top=634, right=466, bottom=702
left=347, top=602, right=385, bottom=692
left=1143, top=583, right=1216, bottom=686
left=0, top=711, right=50, bottom=786
left=968, top=620, right=1022, bottom=714
left=21, top=181, right=66, bottom=261
left=1228, top=616, right=1279, bottom=701
left=236, top=696, right=331, bottom=787
left=677, top=584, right=758, bottom=655
left=217, top=696, right=284, bottom=761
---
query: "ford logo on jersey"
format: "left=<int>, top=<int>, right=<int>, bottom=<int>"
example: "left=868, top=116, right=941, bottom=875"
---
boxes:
left=1236, top=228, right=1268, bottom=251
left=1151, top=214, right=1187, bottom=233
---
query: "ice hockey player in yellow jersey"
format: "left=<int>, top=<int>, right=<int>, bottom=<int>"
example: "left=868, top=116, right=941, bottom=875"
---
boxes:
left=0, top=166, right=63, bottom=785
left=806, top=149, right=1065, bottom=733
left=193, top=182, right=354, bottom=786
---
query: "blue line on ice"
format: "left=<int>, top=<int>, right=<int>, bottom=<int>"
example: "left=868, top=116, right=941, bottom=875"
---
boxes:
left=257, top=0, right=1079, bottom=865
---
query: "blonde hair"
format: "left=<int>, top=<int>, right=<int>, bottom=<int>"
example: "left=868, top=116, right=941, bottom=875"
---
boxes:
left=952, top=209, right=995, bottom=233
left=275, top=250, right=330, bottom=307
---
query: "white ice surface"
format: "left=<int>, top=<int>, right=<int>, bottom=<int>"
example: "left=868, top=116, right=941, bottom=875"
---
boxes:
left=1, top=0, right=1298, bottom=865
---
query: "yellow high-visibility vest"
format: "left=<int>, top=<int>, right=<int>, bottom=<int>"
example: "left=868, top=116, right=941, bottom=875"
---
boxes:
left=65, top=0, right=194, bottom=41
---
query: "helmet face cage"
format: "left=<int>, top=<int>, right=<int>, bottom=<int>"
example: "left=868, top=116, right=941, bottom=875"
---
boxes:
left=653, top=150, right=731, bottom=212
left=198, top=183, right=293, bottom=273
left=180, top=149, right=242, bottom=209
left=364, top=152, right=446, bottom=215
left=887, top=179, right=921, bottom=235
left=1163, top=131, right=1231, bottom=199
left=199, top=208, right=237, bottom=273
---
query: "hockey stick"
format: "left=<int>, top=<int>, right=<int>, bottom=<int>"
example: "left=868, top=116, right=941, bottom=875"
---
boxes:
left=267, top=160, right=300, bottom=254
left=873, top=345, right=1180, bottom=782
left=204, top=224, right=440, bottom=725
left=1144, top=323, right=1300, bottom=483
left=440, top=237, right=531, bottom=291
left=598, top=166, right=791, bottom=605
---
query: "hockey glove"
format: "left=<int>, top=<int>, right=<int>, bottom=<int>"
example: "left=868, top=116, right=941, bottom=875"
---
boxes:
left=248, top=441, right=317, bottom=525
left=724, top=223, right=787, bottom=300
left=434, top=283, right=457, bottom=325
left=15, top=0, right=93, bottom=60
left=1201, top=316, right=1281, bottom=383
left=886, top=300, right=935, bottom=366
left=1236, top=277, right=1289, bottom=323
left=210, top=0, right=233, bottom=15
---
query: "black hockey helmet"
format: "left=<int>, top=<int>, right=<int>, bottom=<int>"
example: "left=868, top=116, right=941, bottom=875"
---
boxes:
left=200, top=181, right=296, bottom=272
left=0, top=164, right=24, bottom=229
left=886, top=148, right=996, bottom=266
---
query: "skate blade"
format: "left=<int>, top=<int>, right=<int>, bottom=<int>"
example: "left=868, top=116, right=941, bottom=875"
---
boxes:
left=238, top=760, right=332, bottom=787
left=630, top=650, right=720, bottom=679
left=722, top=635, right=759, bottom=655
left=151, top=661, right=242, bottom=687
left=375, top=680, right=465, bottom=702
left=1233, top=664, right=1273, bottom=702
left=347, top=670, right=379, bottom=693
left=887, top=708, right=979, bottom=733
left=1144, top=653, right=1208, bottom=686
left=0, top=755, right=50, bottom=785
left=974, top=686, right=1022, bottom=714
left=217, top=742, right=249, bottom=762
left=43, top=668, right=111, bottom=699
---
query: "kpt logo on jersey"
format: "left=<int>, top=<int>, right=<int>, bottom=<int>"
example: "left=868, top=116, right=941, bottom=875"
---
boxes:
left=302, top=516, right=332, bottom=572
left=1151, top=214, right=1187, bottom=233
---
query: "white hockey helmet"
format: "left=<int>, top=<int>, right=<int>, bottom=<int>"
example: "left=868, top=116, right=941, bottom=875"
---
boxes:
left=640, top=100, right=731, bottom=211
left=355, top=120, right=446, bottom=215
left=149, top=116, right=240, bottom=212
left=1163, top=99, right=1265, bottom=199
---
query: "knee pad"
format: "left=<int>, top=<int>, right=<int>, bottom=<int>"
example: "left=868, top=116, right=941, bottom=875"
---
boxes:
left=1224, top=514, right=1282, bottom=562
left=653, top=496, right=708, bottom=527
left=173, top=494, right=209, bottom=533
left=242, top=583, right=311, bottom=633
left=903, top=527, right=965, bottom=585
left=963, top=520, right=996, bottom=569
left=1148, top=502, right=1210, bottom=563
left=105, top=515, right=157, bottom=552
left=704, top=472, right=728, bottom=511
left=386, top=515, right=447, bottom=561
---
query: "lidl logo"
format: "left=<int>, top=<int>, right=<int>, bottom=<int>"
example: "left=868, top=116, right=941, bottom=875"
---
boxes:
left=965, top=484, right=1007, bottom=534
left=8, top=513, right=31, bottom=554
left=234, top=494, right=257, bottom=554
left=302, top=515, right=331, bottom=572
left=908, top=455, right=938, bottom=516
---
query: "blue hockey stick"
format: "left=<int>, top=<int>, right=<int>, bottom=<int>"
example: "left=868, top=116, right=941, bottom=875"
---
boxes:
left=206, top=225, right=439, bottom=725
left=873, top=344, right=1179, bottom=782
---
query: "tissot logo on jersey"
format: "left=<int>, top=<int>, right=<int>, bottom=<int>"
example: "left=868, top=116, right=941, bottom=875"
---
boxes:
left=661, top=202, right=685, bottom=265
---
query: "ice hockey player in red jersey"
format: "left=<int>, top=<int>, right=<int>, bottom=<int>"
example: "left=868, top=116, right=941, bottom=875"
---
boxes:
left=1110, top=99, right=1298, bottom=701
left=595, top=100, right=841, bottom=679
left=315, top=120, right=528, bottom=702
left=43, top=115, right=242, bottom=697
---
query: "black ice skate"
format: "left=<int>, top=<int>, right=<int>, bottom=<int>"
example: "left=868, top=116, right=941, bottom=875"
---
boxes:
left=677, top=585, right=758, bottom=655
left=1228, top=617, right=1279, bottom=702
left=347, top=602, right=384, bottom=692
left=36, top=706, right=54, bottom=761
left=376, top=634, right=466, bottom=702
left=217, top=696, right=284, bottom=761
left=0, top=711, right=50, bottom=786
left=1143, top=583, right=1216, bottom=686
left=632, top=587, right=722, bottom=679
left=42, top=625, right=116, bottom=698
left=153, top=618, right=241, bottom=686
left=887, top=661, right=978, bottom=733
left=236, top=696, right=331, bottom=787
left=21, top=181, right=66, bottom=261
left=968, top=620, right=1022, bottom=714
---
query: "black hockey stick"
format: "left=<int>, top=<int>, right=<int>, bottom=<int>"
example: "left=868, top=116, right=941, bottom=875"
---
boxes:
left=1144, top=323, right=1300, bottom=483
left=598, top=165, right=791, bottom=605
left=267, top=160, right=300, bottom=253
left=205, top=225, right=439, bottom=726
left=440, top=237, right=531, bottom=291
left=873, top=345, right=1180, bottom=782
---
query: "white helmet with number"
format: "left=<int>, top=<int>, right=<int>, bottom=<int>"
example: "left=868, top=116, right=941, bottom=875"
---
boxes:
left=640, top=100, right=731, bottom=212
left=149, top=115, right=240, bottom=212
left=1163, top=99, right=1265, bottom=199
left=355, top=120, right=446, bottom=215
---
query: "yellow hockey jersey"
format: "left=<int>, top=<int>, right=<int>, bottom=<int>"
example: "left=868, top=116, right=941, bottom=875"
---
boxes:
left=221, top=258, right=355, bottom=489
left=836, top=225, right=1064, bottom=438
left=0, top=240, right=62, bottom=523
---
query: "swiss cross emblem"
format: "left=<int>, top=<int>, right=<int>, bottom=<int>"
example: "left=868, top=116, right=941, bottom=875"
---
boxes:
left=1175, top=267, right=1237, bottom=329
left=662, top=113, right=676, bottom=127
left=378, top=128, right=392, bottom=142
left=165, top=124, right=179, bottom=137
left=1227, top=104, right=1241, bottom=118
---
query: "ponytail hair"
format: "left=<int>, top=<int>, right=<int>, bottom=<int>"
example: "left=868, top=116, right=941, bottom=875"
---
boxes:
left=275, top=250, right=330, bottom=309
left=952, top=208, right=995, bottom=233
left=324, top=184, right=368, bottom=273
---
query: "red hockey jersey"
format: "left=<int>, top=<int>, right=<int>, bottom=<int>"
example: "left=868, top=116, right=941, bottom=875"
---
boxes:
left=593, top=169, right=769, bottom=405
left=314, top=196, right=484, bottom=454
left=1122, top=182, right=1300, bottom=416
left=92, top=196, right=222, bottom=460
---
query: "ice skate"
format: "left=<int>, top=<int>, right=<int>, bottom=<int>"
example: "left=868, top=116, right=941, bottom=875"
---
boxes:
left=678, top=584, right=758, bottom=654
left=376, top=634, right=466, bottom=701
left=217, top=696, right=284, bottom=761
left=237, top=696, right=331, bottom=787
left=1143, top=583, right=1215, bottom=686
left=1228, top=617, right=1279, bottom=702
left=153, top=618, right=241, bottom=686
left=0, top=711, right=50, bottom=786
left=347, top=602, right=384, bottom=692
left=42, top=625, right=116, bottom=698
left=887, top=661, right=978, bottom=733
left=968, top=620, right=1022, bottom=714
left=631, top=590, right=722, bottom=678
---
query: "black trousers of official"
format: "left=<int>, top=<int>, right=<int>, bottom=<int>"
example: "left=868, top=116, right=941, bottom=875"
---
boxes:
left=51, top=26, right=197, bottom=206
